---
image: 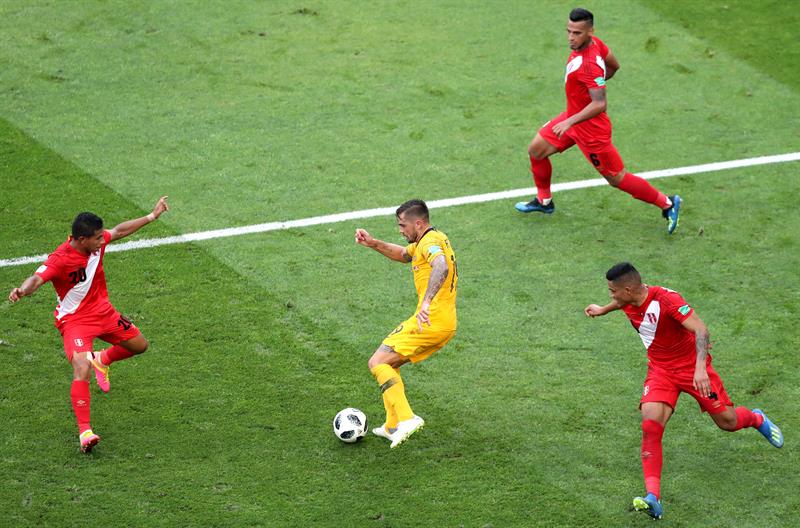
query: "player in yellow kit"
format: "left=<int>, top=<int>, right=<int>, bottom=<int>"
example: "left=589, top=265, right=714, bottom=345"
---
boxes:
left=355, top=199, right=458, bottom=448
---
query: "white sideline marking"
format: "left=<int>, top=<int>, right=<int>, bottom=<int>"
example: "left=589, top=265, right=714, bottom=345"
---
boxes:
left=2, top=152, right=799, bottom=269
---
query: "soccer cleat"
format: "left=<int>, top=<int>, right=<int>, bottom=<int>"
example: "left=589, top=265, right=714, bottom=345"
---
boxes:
left=89, top=352, right=110, bottom=393
left=753, top=409, right=784, bottom=448
left=633, top=493, right=663, bottom=520
left=79, top=430, right=101, bottom=453
left=661, top=194, right=682, bottom=234
left=372, top=424, right=397, bottom=441
left=514, top=198, right=555, bottom=214
left=390, top=415, right=425, bottom=449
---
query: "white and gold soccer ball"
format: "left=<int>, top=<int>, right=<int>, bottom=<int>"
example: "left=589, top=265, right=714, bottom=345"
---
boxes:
left=333, top=408, right=367, bottom=443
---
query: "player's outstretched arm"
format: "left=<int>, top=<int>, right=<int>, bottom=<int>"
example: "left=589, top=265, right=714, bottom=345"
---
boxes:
left=584, top=301, right=620, bottom=318
left=682, top=313, right=712, bottom=397
left=108, top=196, right=169, bottom=242
left=416, top=254, right=448, bottom=331
left=354, top=228, right=411, bottom=263
left=8, top=275, right=44, bottom=302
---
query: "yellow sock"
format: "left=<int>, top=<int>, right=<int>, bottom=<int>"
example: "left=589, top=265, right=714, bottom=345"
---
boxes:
left=382, top=393, right=398, bottom=430
left=371, top=364, right=414, bottom=423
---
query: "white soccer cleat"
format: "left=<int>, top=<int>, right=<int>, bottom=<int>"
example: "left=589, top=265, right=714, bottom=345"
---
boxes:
left=390, top=415, right=425, bottom=449
left=372, top=424, right=397, bottom=441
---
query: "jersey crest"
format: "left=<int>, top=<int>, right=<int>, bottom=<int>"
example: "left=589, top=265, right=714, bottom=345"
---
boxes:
left=636, top=300, right=661, bottom=350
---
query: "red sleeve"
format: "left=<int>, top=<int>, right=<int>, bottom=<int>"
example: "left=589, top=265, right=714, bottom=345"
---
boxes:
left=595, top=37, right=610, bottom=59
left=35, top=254, right=63, bottom=283
left=663, top=291, right=694, bottom=323
left=103, top=230, right=112, bottom=244
left=576, top=60, right=607, bottom=90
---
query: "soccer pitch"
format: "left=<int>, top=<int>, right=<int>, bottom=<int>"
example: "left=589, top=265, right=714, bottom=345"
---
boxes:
left=1, top=1, right=798, bottom=526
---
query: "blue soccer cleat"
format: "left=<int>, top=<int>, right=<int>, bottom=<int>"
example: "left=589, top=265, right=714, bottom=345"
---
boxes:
left=753, top=409, right=784, bottom=448
left=515, top=198, right=555, bottom=214
left=633, top=493, right=663, bottom=520
left=662, top=195, right=682, bottom=234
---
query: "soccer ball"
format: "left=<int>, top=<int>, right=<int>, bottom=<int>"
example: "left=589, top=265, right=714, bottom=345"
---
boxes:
left=333, top=407, right=367, bottom=443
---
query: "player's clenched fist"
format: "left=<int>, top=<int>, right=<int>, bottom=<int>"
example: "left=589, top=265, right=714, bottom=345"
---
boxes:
left=584, top=304, right=604, bottom=317
left=354, top=228, right=373, bottom=247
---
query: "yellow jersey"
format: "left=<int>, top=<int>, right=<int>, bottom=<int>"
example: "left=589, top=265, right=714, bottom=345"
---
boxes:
left=405, top=228, right=458, bottom=330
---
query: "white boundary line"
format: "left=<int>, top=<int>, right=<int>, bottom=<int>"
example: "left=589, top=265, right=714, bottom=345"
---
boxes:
left=2, top=152, right=798, bottom=269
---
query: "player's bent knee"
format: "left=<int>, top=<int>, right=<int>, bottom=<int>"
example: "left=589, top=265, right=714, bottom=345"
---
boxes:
left=715, top=414, right=738, bottom=431
left=605, top=172, right=625, bottom=187
left=124, top=335, right=148, bottom=354
left=367, top=354, right=384, bottom=370
left=72, top=360, right=91, bottom=380
left=529, top=136, right=554, bottom=160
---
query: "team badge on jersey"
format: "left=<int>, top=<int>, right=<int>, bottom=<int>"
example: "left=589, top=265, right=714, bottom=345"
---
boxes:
left=74, top=338, right=84, bottom=347
left=678, top=305, right=691, bottom=316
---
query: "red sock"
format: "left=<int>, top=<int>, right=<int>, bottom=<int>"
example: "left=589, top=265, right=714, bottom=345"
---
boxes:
left=100, top=345, right=136, bottom=365
left=641, top=419, right=665, bottom=500
left=530, top=156, right=553, bottom=201
left=617, top=173, right=670, bottom=208
left=733, top=407, right=763, bottom=430
left=70, top=380, right=91, bottom=433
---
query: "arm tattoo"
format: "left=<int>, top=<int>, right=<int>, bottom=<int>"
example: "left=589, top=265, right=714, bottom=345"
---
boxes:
left=422, top=255, right=449, bottom=303
left=695, top=329, right=710, bottom=362
left=589, top=87, right=606, bottom=104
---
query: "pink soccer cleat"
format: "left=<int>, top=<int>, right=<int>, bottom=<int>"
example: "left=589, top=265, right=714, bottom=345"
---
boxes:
left=90, top=352, right=110, bottom=393
left=79, top=430, right=101, bottom=453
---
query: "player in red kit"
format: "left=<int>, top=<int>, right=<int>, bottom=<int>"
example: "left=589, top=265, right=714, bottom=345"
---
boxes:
left=584, top=262, right=783, bottom=520
left=8, top=196, right=169, bottom=453
left=515, top=8, right=682, bottom=234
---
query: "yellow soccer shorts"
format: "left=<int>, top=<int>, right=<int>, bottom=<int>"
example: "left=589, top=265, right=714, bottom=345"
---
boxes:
left=382, top=316, right=456, bottom=363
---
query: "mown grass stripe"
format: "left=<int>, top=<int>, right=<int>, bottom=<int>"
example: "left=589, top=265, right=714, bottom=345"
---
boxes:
left=2, top=152, right=798, bottom=268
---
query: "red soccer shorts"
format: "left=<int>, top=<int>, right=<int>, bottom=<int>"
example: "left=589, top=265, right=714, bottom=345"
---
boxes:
left=539, top=112, right=625, bottom=177
left=58, top=310, right=141, bottom=361
left=640, top=362, right=733, bottom=415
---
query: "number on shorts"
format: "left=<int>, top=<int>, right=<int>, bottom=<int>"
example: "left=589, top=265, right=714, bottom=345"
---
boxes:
left=117, top=315, right=133, bottom=331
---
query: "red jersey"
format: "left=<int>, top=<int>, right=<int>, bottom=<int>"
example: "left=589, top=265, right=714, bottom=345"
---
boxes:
left=621, top=286, right=702, bottom=371
left=35, top=231, right=115, bottom=328
left=564, top=36, right=612, bottom=148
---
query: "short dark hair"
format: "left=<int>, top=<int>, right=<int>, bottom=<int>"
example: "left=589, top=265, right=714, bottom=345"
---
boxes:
left=606, top=262, right=641, bottom=284
left=569, top=7, right=594, bottom=26
left=396, top=199, right=429, bottom=221
left=72, top=212, right=104, bottom=238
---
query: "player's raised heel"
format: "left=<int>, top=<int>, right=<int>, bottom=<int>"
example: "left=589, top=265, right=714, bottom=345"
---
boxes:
left=372, top=424, right=397, bottom=441
left=390, top=415, right=425, bottom=449
left=89, top=352, right=111, bottom=393
left=753, top=409, right=784, bottom=448
left=662, top=195, right=681, bottom=234
left=515, top=198, right=555, bottom=214
left=633, top=493, right=663, bottom=520
left=79, top=429, right=101, bottom=453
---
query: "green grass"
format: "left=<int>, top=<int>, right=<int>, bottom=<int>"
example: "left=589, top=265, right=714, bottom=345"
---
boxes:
left=1, top=1, right=798, bottom=526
